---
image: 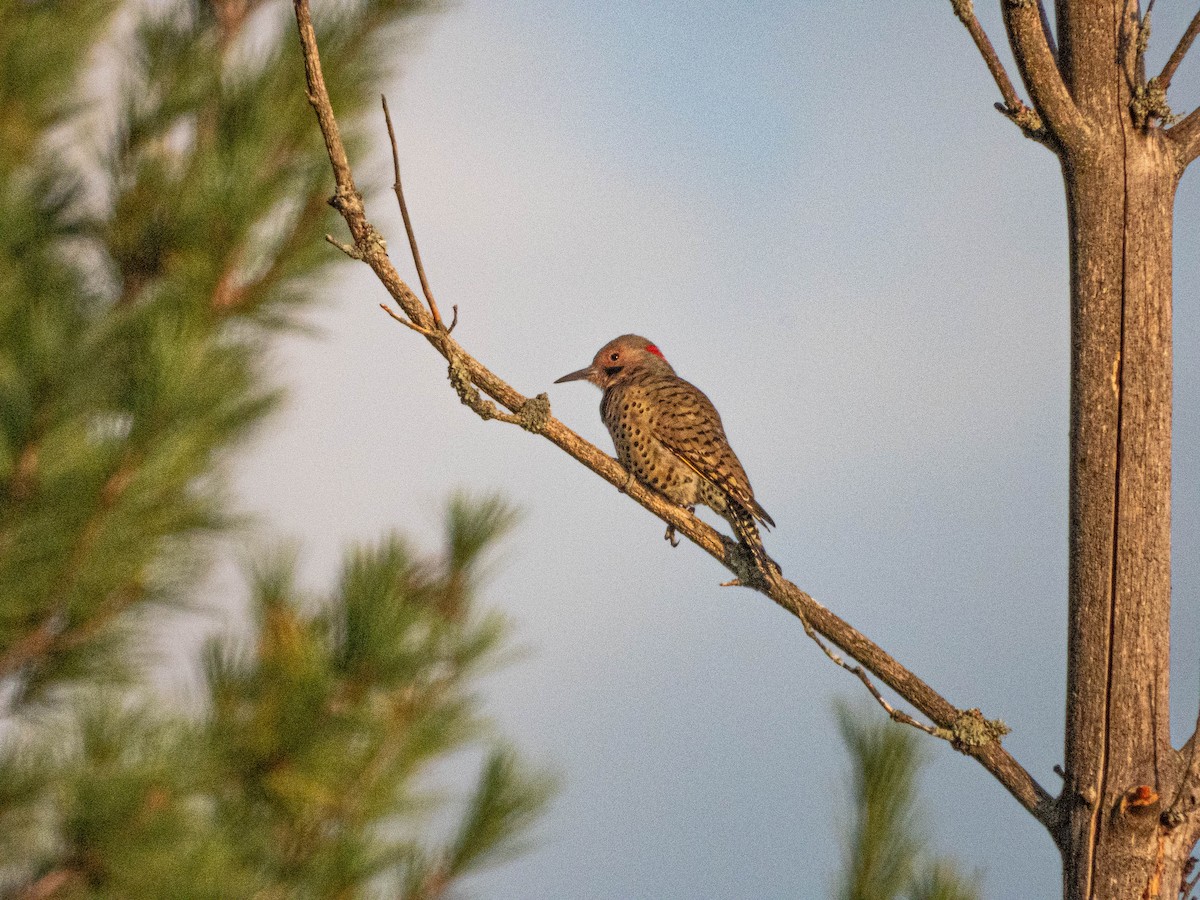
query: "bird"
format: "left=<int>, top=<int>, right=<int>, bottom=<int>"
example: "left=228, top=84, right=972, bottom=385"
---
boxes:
left=554, top=334, right=777, bottom=578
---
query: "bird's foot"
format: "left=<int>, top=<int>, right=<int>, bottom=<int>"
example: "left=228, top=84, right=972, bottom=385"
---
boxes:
left=617, top=470, right=637, bottom=494
left=662, top=507, right=694, bottom=548
left=664, top=524, right=680, bottom=547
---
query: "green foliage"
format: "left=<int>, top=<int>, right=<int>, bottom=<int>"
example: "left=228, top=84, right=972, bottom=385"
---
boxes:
left=1, top=501, right=553, bottom=897
left=907, top=862, right=985, bottom=900
left=0, top=0, right=122, bottom=169
left=834, top=703, right=981, bottom=900
left=1, top=1, right=552, bottom=896
left=0, top=0, right=424, bottom=699
left=447, top=747, right=552, bottom=875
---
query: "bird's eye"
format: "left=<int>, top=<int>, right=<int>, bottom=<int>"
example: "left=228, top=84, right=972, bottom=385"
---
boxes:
left=609, top=352, right=619, bottom=361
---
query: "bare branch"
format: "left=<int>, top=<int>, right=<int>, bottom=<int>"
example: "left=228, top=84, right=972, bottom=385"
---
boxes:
left=1001, top=0, right=1088, bottom=149
left=382, top=94, right=446, bottom=332
left=794, top=607, right=942, bottom=739
left=950, top=0, right=1025, bottom=112
left=1167, top=104, right=1200, bottom=165
left=292, top=0, right=1058, bottom=835
left=1125, top=4, right=1181, bottom=129
left=1157, top=6, right=1200, bottom=91
left=292, top=0, right=433, bottom=335
left=1130, top=3, right=1150, bottom=90
left=948, top=0, right=1048, bottom=142
left=379, top=303, right=433, bottom=336
left=325, top=234, right=362, bottom=260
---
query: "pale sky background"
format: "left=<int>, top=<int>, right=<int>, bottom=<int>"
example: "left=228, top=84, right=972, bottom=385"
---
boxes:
left=196, top=2, right=1200, bottom=897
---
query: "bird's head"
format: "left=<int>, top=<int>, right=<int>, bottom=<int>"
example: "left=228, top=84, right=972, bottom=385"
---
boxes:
left=554, top=334, right=674, bottom=390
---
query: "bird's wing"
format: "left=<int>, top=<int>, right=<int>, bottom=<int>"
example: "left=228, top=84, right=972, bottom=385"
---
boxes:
left=650, top=380, right=775, bottom=529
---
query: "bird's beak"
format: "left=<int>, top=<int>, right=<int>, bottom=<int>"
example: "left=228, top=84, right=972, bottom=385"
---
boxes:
left=554, top=365, right=595, bottom=384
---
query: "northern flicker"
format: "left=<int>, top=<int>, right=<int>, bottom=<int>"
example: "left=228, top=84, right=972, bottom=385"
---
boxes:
left=554, top=334, right=777, bottom=576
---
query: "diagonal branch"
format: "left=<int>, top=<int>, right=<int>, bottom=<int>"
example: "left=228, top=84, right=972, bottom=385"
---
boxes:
left=1157, top=6, right=1200, bottom=91
left=292, top=0, right=1058, bottom=836
left=1000, top=0, right=1088, bottom=150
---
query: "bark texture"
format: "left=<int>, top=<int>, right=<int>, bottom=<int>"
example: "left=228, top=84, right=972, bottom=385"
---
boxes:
left=955, top=1, right=1200, bottom=893
left=1059, top=121, right=1180, bottom=900
left=1023, top=3, right=1195, bottom=898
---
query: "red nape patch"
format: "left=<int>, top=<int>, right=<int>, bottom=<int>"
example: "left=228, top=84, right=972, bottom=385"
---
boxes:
left=645, top=344, right=665, bottom=359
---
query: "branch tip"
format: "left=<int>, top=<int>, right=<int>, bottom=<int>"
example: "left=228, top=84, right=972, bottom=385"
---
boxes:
left=325, top=234, right=361, bottom=260
left=381, top=93, right=446, bottom=332
left=379, top=303, right=434, bottom=336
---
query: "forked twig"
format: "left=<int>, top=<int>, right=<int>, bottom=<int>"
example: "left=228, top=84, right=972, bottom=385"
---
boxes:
left=381, top=95, right=449, bottom=333
left=799, top=612, right=940, bottom=737
left=379, top=303, right=434, bottom=336
left=973, top=0, right=1088, bottom=150
left=947, top=0, right=1055, bottom=145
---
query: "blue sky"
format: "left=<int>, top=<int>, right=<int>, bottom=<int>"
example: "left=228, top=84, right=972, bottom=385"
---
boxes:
left=209, top=2, right=1200, bottom=896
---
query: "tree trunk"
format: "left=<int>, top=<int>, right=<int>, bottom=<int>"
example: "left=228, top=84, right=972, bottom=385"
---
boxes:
left=1054, top=4, right=1186, bottom=895
left=1059, top=123, right=1181, bottom=900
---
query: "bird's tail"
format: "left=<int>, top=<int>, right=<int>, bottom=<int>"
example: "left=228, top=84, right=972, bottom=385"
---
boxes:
left=729, top=506, right=781, bottom=583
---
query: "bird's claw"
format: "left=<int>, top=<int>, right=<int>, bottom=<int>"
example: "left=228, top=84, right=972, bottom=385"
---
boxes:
left=662, top=505, right=696, bottom=548
left=617, top=470, right=636, bottom=494
left=664, top=524, right=680, bottom=547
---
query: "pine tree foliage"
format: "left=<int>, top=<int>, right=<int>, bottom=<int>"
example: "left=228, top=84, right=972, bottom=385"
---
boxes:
left=835, top=703, right=981, bottom=900
left=0, top=0, right=427, bottom=702
left=0, top=499, right=554, bottom=897
left=1, top=1, right=553, bottom=896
